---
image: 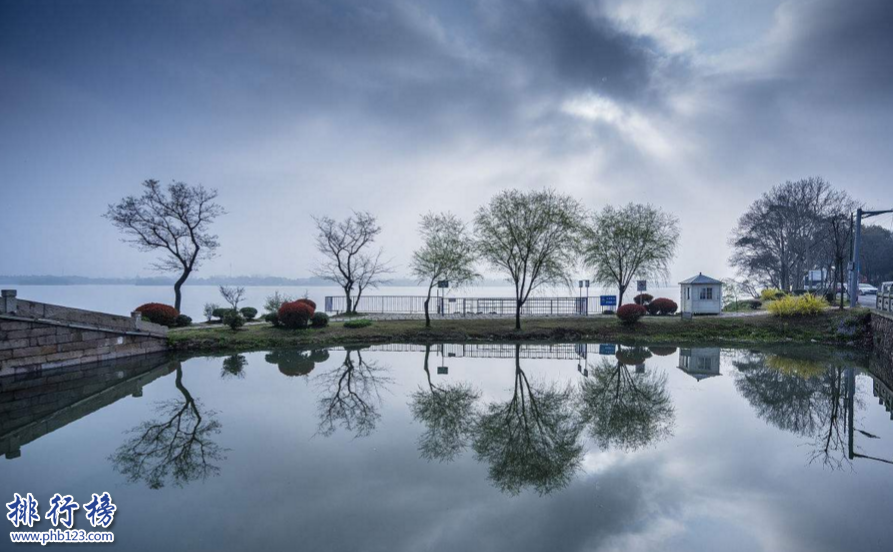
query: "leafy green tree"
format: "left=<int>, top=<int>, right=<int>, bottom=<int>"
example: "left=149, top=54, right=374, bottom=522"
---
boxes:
left=475, top=189, right=583, bottom=329
left=582, top=203, right=679, bottom=305
left=411, top=213, right=480, bottom=327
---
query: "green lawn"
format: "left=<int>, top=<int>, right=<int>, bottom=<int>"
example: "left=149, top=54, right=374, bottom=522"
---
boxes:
left=168, top=308, right=871, bottom=352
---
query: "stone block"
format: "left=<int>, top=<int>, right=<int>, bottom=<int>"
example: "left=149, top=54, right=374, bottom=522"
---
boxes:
left=0, top=321, right=31, bottom=332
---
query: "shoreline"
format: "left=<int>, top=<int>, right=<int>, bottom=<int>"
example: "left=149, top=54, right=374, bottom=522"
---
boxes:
left=168, top=308, right=873, bottom=353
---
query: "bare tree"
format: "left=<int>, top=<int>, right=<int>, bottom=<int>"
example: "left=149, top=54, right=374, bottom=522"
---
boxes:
left=582, top=203, right=679, bottom=305
left=730, top=177, right=850, bottom=292
left=312, top=212, right=390, bottom=314
left=354, top=249, right=394, bottom=310
left=411, top=213, right=480, bottom=327
left=218, top=285, right=245, bottom=311
left=826, top=214, right=854, bottom=309
left=475, top=189, right=583, bottom=330
left=104, top=180, right=224, bottom=311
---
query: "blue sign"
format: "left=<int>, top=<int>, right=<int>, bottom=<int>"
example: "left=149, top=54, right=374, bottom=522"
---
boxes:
left=600, top=295, right=617, bottom=307
left=599, top=343, right=617, bottom=355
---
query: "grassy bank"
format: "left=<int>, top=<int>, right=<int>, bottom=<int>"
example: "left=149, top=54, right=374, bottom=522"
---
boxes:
left=168, top=308, right=872, bottom=352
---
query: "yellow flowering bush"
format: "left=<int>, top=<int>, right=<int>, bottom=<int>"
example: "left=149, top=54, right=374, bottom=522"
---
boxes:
left=767, top=294, right=828, bottom=317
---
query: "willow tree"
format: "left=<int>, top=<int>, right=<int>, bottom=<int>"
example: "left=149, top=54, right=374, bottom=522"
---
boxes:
left=410, top=212, right=480, bottom=327
left=582, top=203, right=679, bottom=305
left=104, top=180, right=224, bottom=312
left=474, top=189, right=584, bottom=330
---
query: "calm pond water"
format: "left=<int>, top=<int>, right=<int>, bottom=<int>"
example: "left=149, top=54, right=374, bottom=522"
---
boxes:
left=2, top=343, right=892, bottom=551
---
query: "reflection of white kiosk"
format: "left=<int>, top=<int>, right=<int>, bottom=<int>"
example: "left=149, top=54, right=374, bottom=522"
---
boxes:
left=678, top=348, right=721, bottom=381
left=679, top=273, right=723, bottom=315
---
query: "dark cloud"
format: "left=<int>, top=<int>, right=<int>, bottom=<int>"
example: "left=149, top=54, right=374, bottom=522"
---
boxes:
left=0, top=0, right=891, bottom=280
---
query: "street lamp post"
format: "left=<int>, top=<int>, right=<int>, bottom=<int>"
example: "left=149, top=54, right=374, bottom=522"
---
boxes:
left=849, top=207, right=893, bottom=307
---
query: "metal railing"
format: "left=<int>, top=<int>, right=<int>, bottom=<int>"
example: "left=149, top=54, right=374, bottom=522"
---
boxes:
left=324, top=295, right=614, bottom=316
left=367, top=343, right=593, bottom=360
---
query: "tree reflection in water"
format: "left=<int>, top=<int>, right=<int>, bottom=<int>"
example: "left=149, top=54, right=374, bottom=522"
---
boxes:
left=579, top=356, right=675, bottom=452
left=110, top=362, right=225, bottom=489
left=409, top=345, right=481, bottom=462
left=221, top=354, right=247, bottom=379
left=315, top=347, right=392, bottom=438
left=733, top=350, right=863, bottom=469
left=266, top=349, right=330, bottom=378
left=472, top=344, right=584, bottom=495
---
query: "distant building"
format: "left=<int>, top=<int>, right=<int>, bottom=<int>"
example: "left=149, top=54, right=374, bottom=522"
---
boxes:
left=678, top=347, right=721, bottom=381
left=679, top=273, right=723, bottom=315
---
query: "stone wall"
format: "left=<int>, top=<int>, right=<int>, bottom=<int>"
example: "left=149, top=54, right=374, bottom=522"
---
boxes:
left=0, top=353, right=175, bottom=458
left=0, top=290, right=168, bottom=376
left=872, top=311, right=893, bottom=361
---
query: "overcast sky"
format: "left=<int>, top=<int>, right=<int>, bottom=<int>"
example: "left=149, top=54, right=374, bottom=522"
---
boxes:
left=2, top=0, right=892, bottom=282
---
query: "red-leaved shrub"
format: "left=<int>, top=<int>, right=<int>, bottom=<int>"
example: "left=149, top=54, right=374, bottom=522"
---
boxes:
left=633, top=293, right=653, bottom=305
left=295, top=298, right=316, bottom=315
left=616, top=304, right=647, bottom=325
left=278, top=301, right=314, bottom=329
left=135, top=303, right=180, bottom=327
left=647, top=298, right=678, bottom=315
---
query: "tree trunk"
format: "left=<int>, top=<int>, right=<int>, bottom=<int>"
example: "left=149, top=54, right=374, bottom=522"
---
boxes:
left=618, top=284, right=626, bottom=306
left=173, top=268, right=191, bottom=312
left=515, top=299, right=522, bottom=330
left=344, top=287, right=353, bottom=315
left=424, top=297, right=431, bottom=328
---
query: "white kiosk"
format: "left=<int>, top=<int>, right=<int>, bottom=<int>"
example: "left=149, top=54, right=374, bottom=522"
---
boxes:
left=679, top=273, right=723, bottom=315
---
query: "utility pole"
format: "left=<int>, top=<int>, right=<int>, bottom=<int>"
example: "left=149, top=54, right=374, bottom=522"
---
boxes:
left=849, top=207, right=893, bottom=307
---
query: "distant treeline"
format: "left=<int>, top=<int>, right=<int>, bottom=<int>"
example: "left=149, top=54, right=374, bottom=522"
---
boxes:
left=0, top=275, right=509, bottom=287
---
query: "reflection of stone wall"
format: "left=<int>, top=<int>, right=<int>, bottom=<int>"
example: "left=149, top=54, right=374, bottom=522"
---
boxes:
left=0, top=291, right=168, bottom=376
left=0, top=353, right=174, bottom=459
left=873, top=312, right=893, bottom=361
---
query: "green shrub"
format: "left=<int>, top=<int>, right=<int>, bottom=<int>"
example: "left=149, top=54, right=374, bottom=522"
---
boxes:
left=223, top=310, right=245, bottom=330
left=311, top=312, right=329, bottom=328
left=240, top=307, right=258, bottom=321
left=175, top=314, right=192, bottom=327
left=212, top=307, right=231, bottom=321
left=760, top=288, right=786, bottom=301
left=767, top=294, right=828, bottom=317
left=633, top=293, right=653, bottom=305
left=343, top=318, right=373, bottom=329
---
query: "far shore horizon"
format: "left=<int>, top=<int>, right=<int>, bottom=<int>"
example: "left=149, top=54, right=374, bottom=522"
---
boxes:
left=0, top=275, right=682, bottom=288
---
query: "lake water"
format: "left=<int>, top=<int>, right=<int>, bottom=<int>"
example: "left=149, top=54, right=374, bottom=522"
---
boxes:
left=2, top=343, right=892, bottom=551
left=0, top=284, right=680, bottom=320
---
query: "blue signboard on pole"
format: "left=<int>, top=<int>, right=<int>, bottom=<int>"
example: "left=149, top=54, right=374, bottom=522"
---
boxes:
left=599, top=295, right=617, bottom=307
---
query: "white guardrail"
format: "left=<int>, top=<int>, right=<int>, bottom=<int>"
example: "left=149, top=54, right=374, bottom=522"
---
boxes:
left=878, top=282, right=893, bottom=313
